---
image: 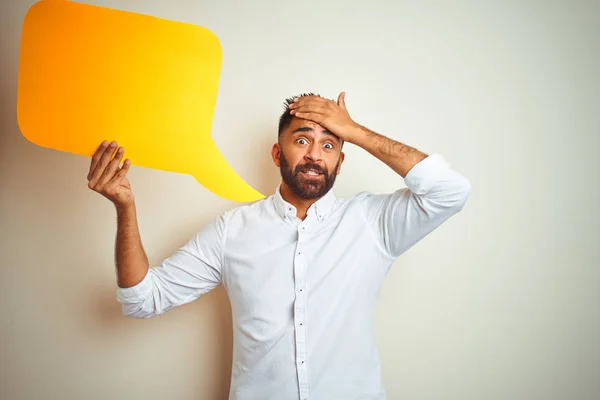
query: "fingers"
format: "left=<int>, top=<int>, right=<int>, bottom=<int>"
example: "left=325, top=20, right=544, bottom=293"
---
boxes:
left=108, top=159, right=131, bottom=186
left=97, top=146, right=125, bottom=187
left=87, top=140, right=119, bottom=188
left=103, top=158, right=131, bottom=197
left=88, top=140, right=109, bottom=180
left=291, top=111, right=325, bottom=124
left=290, top=104, right=325, bottom=116
left=290, top=93, right=348, bottom=116
left=290, top=99, right=336, bottom=124
left=290, top=95, right=332, bottom=110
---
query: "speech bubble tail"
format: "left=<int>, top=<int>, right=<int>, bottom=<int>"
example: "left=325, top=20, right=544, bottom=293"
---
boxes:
left=191, top=170, right=266, bottom=203
left=191, top=140, right=266, bottom=203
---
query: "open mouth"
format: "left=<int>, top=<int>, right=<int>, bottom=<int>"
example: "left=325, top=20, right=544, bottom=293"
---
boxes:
left=300, top=169, right=323, bottom=178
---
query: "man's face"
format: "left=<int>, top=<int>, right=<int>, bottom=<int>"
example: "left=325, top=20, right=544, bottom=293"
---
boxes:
left=273, top=118, right=345, bottom=200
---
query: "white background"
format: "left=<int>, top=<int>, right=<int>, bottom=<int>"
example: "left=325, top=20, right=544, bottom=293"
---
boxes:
left=1, top=0, right=598, bottom=399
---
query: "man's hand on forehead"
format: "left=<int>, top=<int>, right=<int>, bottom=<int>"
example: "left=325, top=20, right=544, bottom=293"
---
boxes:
left=288, top=92, right=362, bottom=143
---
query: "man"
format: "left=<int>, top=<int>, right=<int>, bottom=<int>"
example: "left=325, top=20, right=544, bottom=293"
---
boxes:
left=87, top=92, right=470, bottom=400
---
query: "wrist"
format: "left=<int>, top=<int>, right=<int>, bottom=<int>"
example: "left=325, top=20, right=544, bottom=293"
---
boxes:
left=345, top=123, right=370, bottom=146
left=115, top=199, right=136, bottom=214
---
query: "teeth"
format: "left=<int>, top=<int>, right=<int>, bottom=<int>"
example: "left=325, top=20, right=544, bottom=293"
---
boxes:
left=304, top=170, right=320, bottom=175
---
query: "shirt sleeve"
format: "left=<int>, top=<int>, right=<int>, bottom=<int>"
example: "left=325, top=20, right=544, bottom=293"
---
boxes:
left=358, top=153, right=471, bottom=259
left=115, top=213, right=226, bottom=318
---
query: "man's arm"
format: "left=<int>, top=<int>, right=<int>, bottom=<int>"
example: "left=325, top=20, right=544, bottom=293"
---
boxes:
left=346, top=124, right=428, bottom=178
left=87, top=140, right=224, bottom=318
left=115, top=201, right=150, bottom=288
left=86, top=140, right=149, bottom=288
left=345, top=123, right=470, bottom=259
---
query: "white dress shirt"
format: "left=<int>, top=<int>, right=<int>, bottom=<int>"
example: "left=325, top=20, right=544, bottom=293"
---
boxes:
left=116, top=153, right=470, bottom=400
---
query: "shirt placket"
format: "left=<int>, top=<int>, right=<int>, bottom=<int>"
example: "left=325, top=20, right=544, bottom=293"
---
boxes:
left=294, top=221, right=310, bottom=400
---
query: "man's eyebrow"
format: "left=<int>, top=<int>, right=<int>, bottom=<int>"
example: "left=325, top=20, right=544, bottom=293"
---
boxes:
left=291, top=126, right=314, bottom=134
left=291, top=126, right=340, bottom=142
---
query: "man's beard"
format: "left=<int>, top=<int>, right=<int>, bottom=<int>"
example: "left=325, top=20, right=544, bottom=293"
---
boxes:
left=279, top=150, right=340, bottom=200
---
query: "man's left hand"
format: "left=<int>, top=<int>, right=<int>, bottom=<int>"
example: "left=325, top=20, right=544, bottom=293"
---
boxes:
left=288, top=92, right=361, bottom=143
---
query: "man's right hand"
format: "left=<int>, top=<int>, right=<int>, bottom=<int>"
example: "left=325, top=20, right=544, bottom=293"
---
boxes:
left=87, top=140, right=133, bottom=208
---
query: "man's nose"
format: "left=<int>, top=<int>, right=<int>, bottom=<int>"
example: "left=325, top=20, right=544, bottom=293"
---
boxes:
left=305, top=143, right=323, bottom=161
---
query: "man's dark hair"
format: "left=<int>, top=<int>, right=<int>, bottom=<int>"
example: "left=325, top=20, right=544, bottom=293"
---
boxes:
left=278, top=92, right=321, bottom=137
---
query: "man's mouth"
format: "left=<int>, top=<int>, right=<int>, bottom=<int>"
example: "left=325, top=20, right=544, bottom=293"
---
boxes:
left=299, top=169, right=323, bottom=177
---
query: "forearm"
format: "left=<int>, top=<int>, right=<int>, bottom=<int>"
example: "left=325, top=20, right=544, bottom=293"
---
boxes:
left=348, top=124, right=428, bottom=178
left=115, top=201, right=149, bottom=288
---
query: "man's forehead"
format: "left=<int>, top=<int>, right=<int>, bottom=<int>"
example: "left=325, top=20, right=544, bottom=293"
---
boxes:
left=289, top=119, right=325, bottom=132
left=288, top=119, right=339, bottom=140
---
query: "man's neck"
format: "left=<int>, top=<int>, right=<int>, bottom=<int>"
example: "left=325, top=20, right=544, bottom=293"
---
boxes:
left=279, top=183, right=321, bottom=220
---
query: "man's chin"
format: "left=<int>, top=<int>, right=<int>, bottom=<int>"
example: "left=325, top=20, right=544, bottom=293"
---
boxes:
left=293, top=182, right=327, bottom=199
left=296, top=176, right=324, bottom=187
left=297, top=175, right=324, bottom=186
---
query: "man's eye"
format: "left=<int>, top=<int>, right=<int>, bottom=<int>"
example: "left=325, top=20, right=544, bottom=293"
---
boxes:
left=324, top=143, right=334, bottom=149
left=297, top=138, right=308, bottom=145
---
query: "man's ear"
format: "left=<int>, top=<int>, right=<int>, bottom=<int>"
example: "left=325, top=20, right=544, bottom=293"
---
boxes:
left=272, top=143, right=281, bottom=167
left=336, top=152, right=345, bottom=175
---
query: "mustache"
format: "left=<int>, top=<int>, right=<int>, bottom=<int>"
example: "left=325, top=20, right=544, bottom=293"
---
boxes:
left=295, top=163, right=326, bottom=174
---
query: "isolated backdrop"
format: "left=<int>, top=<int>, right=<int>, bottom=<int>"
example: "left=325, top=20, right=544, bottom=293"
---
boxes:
left=1, top=0, right=599, bottom=399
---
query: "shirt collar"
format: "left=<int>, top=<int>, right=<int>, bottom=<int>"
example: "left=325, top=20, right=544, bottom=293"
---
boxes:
left=273, top=184, right=336, bottom=222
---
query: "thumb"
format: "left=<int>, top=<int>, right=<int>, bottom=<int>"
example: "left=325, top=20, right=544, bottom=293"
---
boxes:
left=337, top=91, right=347, bottom=110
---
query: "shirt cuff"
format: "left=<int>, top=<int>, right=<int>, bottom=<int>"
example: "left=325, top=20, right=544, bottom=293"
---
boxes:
left=404, top=153, right=450, bottom=195
left=116, top=269, right=153, bottom=303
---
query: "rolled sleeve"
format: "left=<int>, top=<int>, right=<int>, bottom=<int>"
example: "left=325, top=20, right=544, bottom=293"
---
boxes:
left=358, top=153, right=471, bottom=259
left=115, top=214, right=227, bottom=318
left=404, top=153, right=452, bottom=195
left=116, top=269, right=153, bottom=303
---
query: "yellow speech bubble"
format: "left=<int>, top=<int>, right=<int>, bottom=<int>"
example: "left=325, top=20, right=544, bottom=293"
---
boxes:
left=17, top=0, right=265, bottom=203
